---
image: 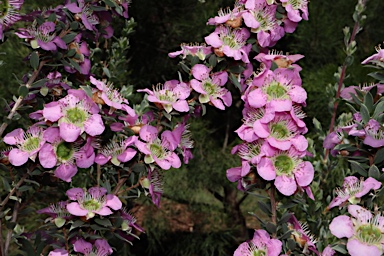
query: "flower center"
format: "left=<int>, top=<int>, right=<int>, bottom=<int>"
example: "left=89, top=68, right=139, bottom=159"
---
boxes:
left=150, top=143, right=166, bottom=159
left=202, top=81, right=217, bottom=95
left=66, top=107, right=87, bottom=125
left=288, top=0, right=307, bottom=10
left=274, top=154, right=294, bottom=175
left=158, top=90, right=176, bottom=103
left=270, top=121, right=290, bottom=140
left=56, top=141, right=74, bottom=161
left=248, top=243, right=267, bottom=256
left=82, top=199, right=102, bottom=211
left=22, top=137, right=40, bottom=152
left=357, top=224, right=382, bottom=244
left=265, top=81, right=288, bottom=99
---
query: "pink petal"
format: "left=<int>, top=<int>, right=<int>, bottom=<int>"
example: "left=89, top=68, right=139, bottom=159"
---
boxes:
left=84, top=114, right=105, bottom=137
left=76, top=151, right=95, bottom=168
left=66, top=202, right=88, bottom=216
left=66, top=188, right=84, bottom=200
left=294, top=161, right=314, bottom=187
left=39, top=144, right=57, bottom=168
left=95, top=206, right=113, bottom=216
left=172, top=100, right=189, bottom=112
left=204, top=33, right=222, bottom=48
left=253, top=121, right=269, bottom=138
left=8, top=149, right=29, bottom=166
left=257, top=158, right=276, bottom=181
left=73, top=239, right=92, bottom=254
left=348, top=205, right=372, bottom=220
left=275, top=175, right=297, bottom=196
left=59, top=122, right=81, bottom=142
left=117, top=148, right=137, bottom=163
left=191, top=64, right=210, bottom=81
left=289, top=86, right=307, bottom=104
left=94, top=154, right=111, bottom=165
left=3, top=128, right=23, bottom=145
left=329, top=215, right=354, bottom=238
left=43, top=102, right=63, bottom=122
left=247, top=89, right=267, bottom=109
left=226, top=167, right=242, bottom=182
left=55, top=164, right=78, bottom=182
left=106, top=194, right=122, bottom=210
left=347, top=239, right=382, bottom=256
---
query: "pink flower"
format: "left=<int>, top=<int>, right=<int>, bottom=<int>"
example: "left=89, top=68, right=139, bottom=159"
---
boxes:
left=0, top=0, right=24, bottom=40
left=38, top=127, right=95, bottom=182
left=95, top=136, right=137, bottom=166
left=65, top=0, right=99, bottom=31
left=257, top=147, right=314, bottom=196
left=287, top=215, right=318, bottom=254
left=234, top=229, right=282, bottom=256
left=207, top=4, right=244, bottom=27
left=120, top=209, right=145, bottom=233
left=37, top=201, right=70, bottom=228
left=205, top=25, right=251, bottom=63
left=321, top=245, right=336, bottom=256
left=242, top=3, right=285, bottom=47
left=43, top=89, right=105, bottom=142
left=66, top=187, right=122, bottom=220
left=3, top=126, right=46, bottom=166
left=190, top=64, right=232, bottom=110
left=168, top=43, right=212, bottom=60
left=329, top=205, right=384, bottom=256
left=73, top=238, right=113, bottom=256
left=362, top=47, right=384, bottom=65
left=244, top=69, right=306, bottom=113
left=138, top=80, right=190, bottom=113
left=48, top=249, right=68, bottom=256
left=135, top=125, right=181, bottom=170
left=364, top=119, right=384, bottom=148
left=281, top=0, right=309, bottom=22
left=90, top=76, right=136, bottom=116
left=15, top=21, right=67, bottom=51
left=255, top=51, right=304, bottom=71
left=328, top=176, right=381, bottom=209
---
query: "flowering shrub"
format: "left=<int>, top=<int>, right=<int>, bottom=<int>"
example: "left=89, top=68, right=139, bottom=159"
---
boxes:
left=0, top=0, right=383, bottom=255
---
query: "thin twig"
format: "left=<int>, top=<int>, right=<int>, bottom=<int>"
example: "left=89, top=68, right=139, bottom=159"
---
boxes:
left=0, top=60, right=47, bottom=137
left=268, top=186, right=277, bottom=238
left=0, top=219, right=4, bottom=256
left=3, top=192, right=21, bottom=256
left=0, top=172, right=29, bottom=212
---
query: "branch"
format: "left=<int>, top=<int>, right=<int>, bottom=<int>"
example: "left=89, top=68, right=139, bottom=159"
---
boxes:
left=207, top=188, right=224, bottom=202
left=0, top=172, right=29, bottom=212
left=0, top=60, right=47, bottom=138
left=3, top=192, right=20, bottom=256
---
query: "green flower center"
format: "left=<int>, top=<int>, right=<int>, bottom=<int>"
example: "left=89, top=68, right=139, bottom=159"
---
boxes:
left=266, top=81, right=287, bottom=99
left=288, top=0, right=305, bottom=9
left=274, top=155, right=294, bottom=175
left=66, top=107, right=87, bottom=125
left=150, top=143, right=166, bottom=159
left=83, top=199, right=101, bottom=211
left=252, top=250, right=266, bottom=256
left=56, top=141, right=74, bottom=161
left=22, top=137, right=40, bottom=152
left=357, top=224, right=382, bottom=244
left=270, top=122, right=290, bottom=140
left=158, top=90, right=175, bottom=102
left=223, top=34, right=239, bottom=49
left=202, top=81, right=217, bottom=95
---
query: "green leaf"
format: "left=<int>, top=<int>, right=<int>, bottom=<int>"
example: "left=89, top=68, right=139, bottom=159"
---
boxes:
left=209, top=54, right=217, bottom=68
left=368, top=165, right=380, bottom=180
left=68, top=58, right=82, bottom=73
left=19, top=238, right=37, bottom=256
left=94, top=218, right=112, bottom=227
left=278, top=212, right=293, bottom=225
left=345, top=55, right=354, bottom=66
left=80, top=85, right=93, bottom=98
left=104, top=0, right=117, bottom=7
left=103, top=67, right=111, bottom=78
left=31, top=78, right=48, bottom=89
left=18, top=85, right=29, bottom=97
left=30, top=51, right=39, bottom=70
left=90, top=224, right=109, bottom=231
left=70, top=220, right=85, bottom=231
left=229, top=73, right=242, bottom=91
left=368, top=71, right=384, bottom=81
left=257, top=201, right=271, bottom=215
left=374, top=148, right=384, bottom=165
left=40, top=86, right=49, bottom=96
left=265, top=222, right=276, bottom=234
left=349, top=160, right=367, bottom=177
left=180, top=62, right=190, bottom=73
left=62, top=33, right=78, bottom=44
left=373, top=101, right=384, bottom=119
left=359, top=104, right=370, bottom=123
left=364, top=91, right=374, bottom=112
